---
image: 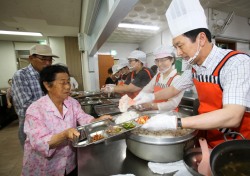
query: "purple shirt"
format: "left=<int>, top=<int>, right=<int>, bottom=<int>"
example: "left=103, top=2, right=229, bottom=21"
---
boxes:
left=22, top=95, right=94, bottom=176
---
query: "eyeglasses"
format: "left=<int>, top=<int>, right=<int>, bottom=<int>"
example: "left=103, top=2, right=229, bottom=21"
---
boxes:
left=128, top=59, right=138, bottom=63
left=154, top=57, right=170, bottom=64
left=35, top=55, right=55, bottom=62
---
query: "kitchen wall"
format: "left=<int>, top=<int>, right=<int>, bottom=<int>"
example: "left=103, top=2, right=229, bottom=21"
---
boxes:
left=0, top=41, right=17, bottom=88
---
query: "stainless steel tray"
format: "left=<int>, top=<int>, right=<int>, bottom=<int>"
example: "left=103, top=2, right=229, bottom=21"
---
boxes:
left=94, top=104, right=121, bottom=116
left=72, top=113, right=148, bottom=147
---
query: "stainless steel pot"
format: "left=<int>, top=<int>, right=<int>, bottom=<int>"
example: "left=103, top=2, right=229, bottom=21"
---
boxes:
left=210, top=132, right=250, bottom=176
left=126, top=111, right=198, bottom=162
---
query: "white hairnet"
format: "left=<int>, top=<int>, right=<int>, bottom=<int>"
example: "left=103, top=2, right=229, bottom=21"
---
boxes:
left=153, top=45, right=175, bottom=59
left=117, top=59, right=129, bottom=70
left=166, top=0, right=208, bottom=38
left=128, top=50, right=146, bottom=65
left=112, top=64, right=120, bottom=75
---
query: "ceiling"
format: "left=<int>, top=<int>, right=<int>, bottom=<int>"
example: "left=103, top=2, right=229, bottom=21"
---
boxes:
left=0, top=0, right=81, bottom=42
left=0, top=0, right=250, bottom=44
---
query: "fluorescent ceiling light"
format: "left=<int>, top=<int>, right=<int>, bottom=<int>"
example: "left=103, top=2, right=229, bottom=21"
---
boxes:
left=118, top=23, right=159, bottom=31
left=0, top=30, right=42, bottom=36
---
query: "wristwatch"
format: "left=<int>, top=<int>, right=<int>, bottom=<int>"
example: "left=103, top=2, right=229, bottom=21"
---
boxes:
left=177, top=118, right=182, bottom=129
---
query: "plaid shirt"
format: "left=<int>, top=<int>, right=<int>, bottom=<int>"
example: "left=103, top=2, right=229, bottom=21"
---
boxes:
left=12, top=64, right=44, bottom=118
left=174, top=45, right=250, bottom=110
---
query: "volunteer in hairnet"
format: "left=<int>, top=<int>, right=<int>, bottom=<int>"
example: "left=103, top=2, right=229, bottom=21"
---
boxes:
left=134, top=0, right=250, bottom=148
left=136, top=45, right=184, bottom=111
left=102, top=50, right=155, bottom=99
left=117, top=60, right=130, bottom=86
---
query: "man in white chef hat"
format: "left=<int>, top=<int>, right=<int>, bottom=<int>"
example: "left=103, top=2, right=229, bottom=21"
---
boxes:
left=102, top=50, right=155, bottom=99
left=134, top=0, right=250, bottom=148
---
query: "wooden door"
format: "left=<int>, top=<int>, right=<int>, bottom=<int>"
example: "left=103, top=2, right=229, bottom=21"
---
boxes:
left=98, top=55, right=114, bottom=88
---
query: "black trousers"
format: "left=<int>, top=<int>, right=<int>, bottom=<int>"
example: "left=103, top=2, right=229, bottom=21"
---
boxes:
left=65, top=167, right=77, bottom=176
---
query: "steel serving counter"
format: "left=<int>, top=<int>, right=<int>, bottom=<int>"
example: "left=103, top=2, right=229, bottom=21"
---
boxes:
left=77, top=134, right=190, bottom=176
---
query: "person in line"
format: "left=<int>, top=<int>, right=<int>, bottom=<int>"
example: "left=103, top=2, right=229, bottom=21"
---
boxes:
left=22, top=64, right=111, bottom=175
left=136, top=45, right=184, bottom=111
left=6, top=79, right=13, bottom=109
left=134, top=0, right=250, bottom=148
left=11, top=44, right=57, bottom=148
left=105, top=67, right=118, bottom=85
left=117, top=60, right=130, bottom=86
left=70, top=76, right=79, bottom=91
left=102, top=50, right=155, bottom=99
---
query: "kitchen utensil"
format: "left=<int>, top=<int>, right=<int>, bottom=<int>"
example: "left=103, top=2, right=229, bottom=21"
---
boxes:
left=183, top=147, right=203, bottom=176
left=210, top=132, right=250, bottom=176
left=126, top=111, right=197, bottom=162
left=198, top=138, right=211, bottom=176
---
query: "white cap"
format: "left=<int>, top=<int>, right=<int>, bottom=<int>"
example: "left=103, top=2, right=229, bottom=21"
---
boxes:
left=128, top=50, right=146, bottom=65
left=165, top=0, right=208, bottom=38
left=112, top=64, right=120, bottom=75
left=30, top=44, right=59, bottom=58
left=153, top=45, right=175, bottom=59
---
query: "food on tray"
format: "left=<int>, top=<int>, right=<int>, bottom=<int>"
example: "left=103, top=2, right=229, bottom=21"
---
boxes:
left=90, top=133, right=104, bottom=142
left=115, top=111, right=139, bottom=124
left=106, top=126, right=122, bottom=135
left=122, top=122, right=136, bottom=130
left=135, top=115, right=149, bottom=124
left=118, top=94, right=135, bottom=112
left=132, top=128, right=193, bottom=138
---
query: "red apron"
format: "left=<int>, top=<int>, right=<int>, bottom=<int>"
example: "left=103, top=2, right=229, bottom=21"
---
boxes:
left=193, top=51, right=250, bottom=148
left=154, top=73, right=178, bottom=111
left=127, top=68, right=153, bottom=99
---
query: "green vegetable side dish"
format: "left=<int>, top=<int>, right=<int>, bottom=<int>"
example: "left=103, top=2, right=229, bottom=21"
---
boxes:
left=122, top=122, right=136, bottom=129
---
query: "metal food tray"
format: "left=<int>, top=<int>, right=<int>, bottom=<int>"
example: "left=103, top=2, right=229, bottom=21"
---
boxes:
left=94, top=104, right=121, bottom=116
left=72, top=113, right=148, bottom=147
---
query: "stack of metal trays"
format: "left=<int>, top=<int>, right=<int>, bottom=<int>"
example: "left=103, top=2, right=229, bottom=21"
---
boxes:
left=71, top=91, right=101, bottom=99
left=94, top=104, right=121, bottom=116
left=73, top=112, right=148, bottom=147
left=80, top=99, right=114, bottom=106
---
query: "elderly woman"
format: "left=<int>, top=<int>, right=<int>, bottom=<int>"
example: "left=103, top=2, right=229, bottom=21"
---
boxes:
left=134, top=45, right=184, bottom=111
left=22, top=64, right=111, bottom=175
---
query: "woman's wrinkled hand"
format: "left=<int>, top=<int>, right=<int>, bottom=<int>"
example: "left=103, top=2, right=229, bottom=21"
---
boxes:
left=98, top=115, right=112, bottom=121
left=65, top=128, right=80, bottom=141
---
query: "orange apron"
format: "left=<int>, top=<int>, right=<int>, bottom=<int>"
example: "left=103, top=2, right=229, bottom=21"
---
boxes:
left=127, top=68, right=153, bottom=99
left=193, top=51, right=250, bottom=148
left=154, top=73, right=178, bottom=111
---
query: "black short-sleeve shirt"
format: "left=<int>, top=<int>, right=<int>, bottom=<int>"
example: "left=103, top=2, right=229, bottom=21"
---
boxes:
left=125, top=67, right=155, bottom=88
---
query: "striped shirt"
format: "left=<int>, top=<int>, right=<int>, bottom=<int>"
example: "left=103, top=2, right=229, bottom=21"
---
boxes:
left=11, top=64, right=44, bottom=118
left=173, top=44, right=250, bottom=110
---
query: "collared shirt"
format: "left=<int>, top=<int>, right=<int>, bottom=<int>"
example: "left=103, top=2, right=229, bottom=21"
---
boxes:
left=11, top=64, right=44, bottom=118
left=174, top=45, right=250, bottom=109
left=142, top=69, right=184, bottom=111
left=70, top=77, right=78, bottom=90
left=22, top=95, right=94, bottom=176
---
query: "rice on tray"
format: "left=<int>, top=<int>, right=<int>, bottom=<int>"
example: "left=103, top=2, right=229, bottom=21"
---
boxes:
left=115, top=111, right=139, bottom=124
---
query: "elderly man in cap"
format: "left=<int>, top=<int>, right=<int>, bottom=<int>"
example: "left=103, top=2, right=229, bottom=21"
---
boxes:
left=12, top=44, right=59, bottom=148
left=134, top=0, right=250, bottom=148
left=102, top=50, right=155, bottom=99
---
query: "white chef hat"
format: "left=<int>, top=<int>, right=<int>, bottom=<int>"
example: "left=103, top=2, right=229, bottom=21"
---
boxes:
left=128, top=50, right=146, bottom=65
left=112, top=64, right=120, bottom=75
left=153, top=45, right=175, bottom=59
left=165, top=0, right=208, bottom=38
